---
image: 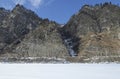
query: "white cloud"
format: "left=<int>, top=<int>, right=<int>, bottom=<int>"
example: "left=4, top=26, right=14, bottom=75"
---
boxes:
left=11, top=0, right=54, bottom=9
left=29, top=0, right=43, bottom=8
left=45, top=0, right=55, bottom=6
left=12, top=0, right=25, bottom=5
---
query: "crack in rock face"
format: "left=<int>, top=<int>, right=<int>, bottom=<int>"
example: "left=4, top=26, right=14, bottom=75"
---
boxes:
left=64, top=38, right=77, bottom=57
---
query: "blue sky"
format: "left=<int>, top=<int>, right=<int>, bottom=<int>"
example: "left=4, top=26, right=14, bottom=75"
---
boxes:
left=0, top=0, right=120, bottom=24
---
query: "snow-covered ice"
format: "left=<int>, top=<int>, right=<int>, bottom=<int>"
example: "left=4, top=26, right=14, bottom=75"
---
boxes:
left=0, top=64, right=120, bottom=79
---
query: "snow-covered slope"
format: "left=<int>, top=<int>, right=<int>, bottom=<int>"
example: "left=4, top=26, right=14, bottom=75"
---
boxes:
left=0, top=64, right=120, bottom=79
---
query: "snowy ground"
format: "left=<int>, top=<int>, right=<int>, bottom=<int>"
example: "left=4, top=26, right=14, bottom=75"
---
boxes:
left=0, top=64, right=120, bottom=79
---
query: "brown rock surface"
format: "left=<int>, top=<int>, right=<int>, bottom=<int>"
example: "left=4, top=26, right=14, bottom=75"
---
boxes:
left=64, top=3, right=120, bottom=62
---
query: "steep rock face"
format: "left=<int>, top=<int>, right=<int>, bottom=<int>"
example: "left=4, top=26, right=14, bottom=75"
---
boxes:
left=13, top=20, right=68, bottom=58
left=1, top=4, right=42, bottom=36
left=0, top=4, right=69, bottom=61
left=0, top=8, right=10, bottom=51
left=0, top=8, right=10, bottom=25
left=64, top=3, right=120, bottom=62
left=0, top=4, right=42, bottom=54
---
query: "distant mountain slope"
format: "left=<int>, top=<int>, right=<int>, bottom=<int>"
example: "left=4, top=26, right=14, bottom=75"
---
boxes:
left=0, top=8, right=10, bottom=25
left=63, top=2, right=120, bottom=62
left=0, top=3, right=120, bottom=63
left=13, top=20, right=68, bottom=58
left=0, top=4, right=69, bottom=62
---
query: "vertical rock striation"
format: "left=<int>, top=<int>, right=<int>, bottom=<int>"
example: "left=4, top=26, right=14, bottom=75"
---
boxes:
left=0, top=4, right=69, bottom=62
left=64, top=3, right=120, bottom=62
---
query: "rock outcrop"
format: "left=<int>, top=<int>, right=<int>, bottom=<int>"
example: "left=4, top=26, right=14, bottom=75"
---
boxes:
left=0, top=8, right=10, bottom=25
left=0, top=4, right=42, bottom=54
left=13, top=20, right=68, bottom=59
left=0, top=4, right=69, bottom=62
left=64, top=2, right=120, bottom=62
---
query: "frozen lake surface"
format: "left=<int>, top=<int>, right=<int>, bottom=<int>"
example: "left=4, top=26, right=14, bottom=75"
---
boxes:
left=0, top=63, right=120, bottom=79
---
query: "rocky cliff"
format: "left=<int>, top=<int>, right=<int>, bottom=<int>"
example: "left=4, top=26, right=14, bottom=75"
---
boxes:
left=0, top=4, right=69, bottom=62
left=64, top=2, right=120, bottom=62
left=0, top=8, right=10, bottom=25
left=0, top=3, right=120, bottom=63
